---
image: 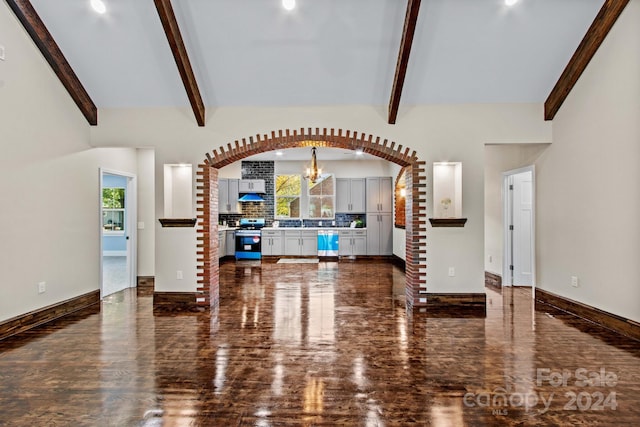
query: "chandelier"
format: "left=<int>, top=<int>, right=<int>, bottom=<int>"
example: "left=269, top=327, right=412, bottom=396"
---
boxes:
left=304, top=147, right=322, bottom=183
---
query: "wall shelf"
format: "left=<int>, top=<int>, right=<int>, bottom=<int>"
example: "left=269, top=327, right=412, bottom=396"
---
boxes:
left=159, top=218, right=197, bottom=228
left=429, top=218, right=467, bottom=228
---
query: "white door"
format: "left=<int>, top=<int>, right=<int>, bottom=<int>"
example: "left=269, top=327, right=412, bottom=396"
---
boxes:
left=512, top=171, right=533, bottom=286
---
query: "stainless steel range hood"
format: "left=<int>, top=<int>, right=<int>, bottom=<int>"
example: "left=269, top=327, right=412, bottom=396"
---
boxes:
left=238, top=193, right=265, bottom=202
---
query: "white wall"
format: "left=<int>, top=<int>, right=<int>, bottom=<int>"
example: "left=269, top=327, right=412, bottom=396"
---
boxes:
left=136, top=148, right=155, bottom=277
left=0, top=3, right=139, bottom=322
left=536, top=0, right=640, bottom=322
left=275, top=159, right=391, bottom=178
left=484, top=144, right=549, bottom=275
left=90, top=103, right=550, bottom=295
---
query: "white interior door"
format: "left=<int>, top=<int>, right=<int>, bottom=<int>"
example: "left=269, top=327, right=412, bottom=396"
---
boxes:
left=512, top=171, right=533, bottom=286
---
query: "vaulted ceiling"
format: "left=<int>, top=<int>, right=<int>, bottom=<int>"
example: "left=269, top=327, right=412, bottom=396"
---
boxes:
left=7, top=0, right=629, bottom=126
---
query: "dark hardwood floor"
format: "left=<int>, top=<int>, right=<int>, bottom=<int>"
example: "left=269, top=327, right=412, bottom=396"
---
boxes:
left=0, top=261, right=638, bottom=426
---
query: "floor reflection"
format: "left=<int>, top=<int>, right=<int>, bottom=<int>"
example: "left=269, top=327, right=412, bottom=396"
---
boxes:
left=1, top=262, right=640, bottom=426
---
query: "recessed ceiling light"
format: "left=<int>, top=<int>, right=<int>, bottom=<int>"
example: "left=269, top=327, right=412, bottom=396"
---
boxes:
left=505, top=0, right=518, bottom=6
left=355, top=149, right=363, bottom=156
left=90, top=0, right=106, bottom=14
left=282, top=0, right=296, bottom=12
left=275, top=151, right=284, bottom=156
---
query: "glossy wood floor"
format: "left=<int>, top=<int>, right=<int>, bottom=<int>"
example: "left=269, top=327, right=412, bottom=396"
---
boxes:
left=1, top=261, right=639, bottom=426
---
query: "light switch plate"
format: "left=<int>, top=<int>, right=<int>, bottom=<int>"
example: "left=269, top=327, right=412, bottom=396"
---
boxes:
left=0, top=45, right=5, bottom=61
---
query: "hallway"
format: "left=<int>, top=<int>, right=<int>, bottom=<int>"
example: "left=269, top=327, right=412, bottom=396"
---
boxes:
left=0, top=261, right=638, bottom=426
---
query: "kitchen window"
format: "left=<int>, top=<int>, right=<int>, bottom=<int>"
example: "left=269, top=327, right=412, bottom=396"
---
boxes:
left=275, top=174, right=301, bottom=218
left=103, top=187, right=125, bottom=234
left=308, top=174, right=335, bottom=219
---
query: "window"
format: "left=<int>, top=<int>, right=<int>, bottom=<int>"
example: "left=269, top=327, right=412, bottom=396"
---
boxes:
left=308, top=174, right=335, bottom=218
left=103, top=188, right=125, bottom=233
left=275, top=174, right=301, bottom=218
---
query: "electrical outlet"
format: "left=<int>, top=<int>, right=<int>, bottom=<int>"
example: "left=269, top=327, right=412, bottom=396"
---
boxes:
left=177, top=270, right=183, bottom=280
left=38, top=281, right=46, bottom=293
left=571, top=276, right=579, bottom=288
left=448, top=267, right=455, bottom=277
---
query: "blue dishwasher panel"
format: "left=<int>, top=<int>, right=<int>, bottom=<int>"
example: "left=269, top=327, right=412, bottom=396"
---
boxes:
left=318, top=230, right=339, bottom=256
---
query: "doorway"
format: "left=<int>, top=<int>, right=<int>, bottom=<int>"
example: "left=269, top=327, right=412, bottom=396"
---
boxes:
left=503, top=166, right=535, bottom=287
left=100, top=169, right=137, bottom=298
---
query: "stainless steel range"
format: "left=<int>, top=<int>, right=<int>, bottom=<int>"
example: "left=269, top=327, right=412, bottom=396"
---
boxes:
left=235, top=218, right=265, bottom=260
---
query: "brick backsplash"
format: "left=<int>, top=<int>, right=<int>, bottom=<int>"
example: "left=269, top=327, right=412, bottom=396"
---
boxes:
left=219, top=161, right=275, bottom=225
left=278, top=213, right=366, bottom=228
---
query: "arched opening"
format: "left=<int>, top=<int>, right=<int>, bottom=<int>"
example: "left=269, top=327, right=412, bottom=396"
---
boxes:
left=196, top=128, right=427, bottom=309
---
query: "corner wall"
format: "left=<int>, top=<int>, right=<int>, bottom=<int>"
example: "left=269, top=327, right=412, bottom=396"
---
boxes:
left=536, top=0, right=640, bottom=322
left=0, top=3, right=138, bottom=322
left=484, top=144, right=549, bottom=276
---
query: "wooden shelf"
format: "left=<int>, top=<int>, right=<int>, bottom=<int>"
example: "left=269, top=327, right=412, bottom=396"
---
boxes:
left=429, top=218, right=467, bottom=228
left=158, top=218, right=197, bottom=228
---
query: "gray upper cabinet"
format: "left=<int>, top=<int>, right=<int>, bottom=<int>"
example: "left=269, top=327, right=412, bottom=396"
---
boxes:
left=336, top=178, right=366, bottom=213
left=219, top=178, right=240, bottom=214
left=366, top=177, right=392, bottom=213
left=239, top=179, right=266, bottom=193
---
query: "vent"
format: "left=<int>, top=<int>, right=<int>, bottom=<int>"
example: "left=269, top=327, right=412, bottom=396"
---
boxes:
left=238, top=193, right=265, bottom=202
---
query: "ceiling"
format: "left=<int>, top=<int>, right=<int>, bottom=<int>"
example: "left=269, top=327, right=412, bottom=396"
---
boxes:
left=26, top=0, right=604, bottom=115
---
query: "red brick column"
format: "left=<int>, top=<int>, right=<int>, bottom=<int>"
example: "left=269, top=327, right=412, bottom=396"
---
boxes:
left=405, top=162, right=428, bottom=308
left=196, top=165, right=219, bottom=308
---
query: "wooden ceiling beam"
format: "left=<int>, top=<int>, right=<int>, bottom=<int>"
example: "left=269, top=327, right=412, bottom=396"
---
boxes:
left=388, top=0, right=421, bottom=125
left=544, top=0, right=630, bottom=121
left=153, top=0, right=206, bottom=127
left=5, top=0, right=98, bottom=125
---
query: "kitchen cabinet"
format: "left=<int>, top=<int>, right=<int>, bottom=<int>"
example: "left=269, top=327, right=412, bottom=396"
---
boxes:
left=262, top=229, right=283, bottom=256
left=219, top=178, right=240, bottom=214
left=218, top=231, right=226, bottom=258
left=239, top=179, right=266, bottom=193
left=284, top=230, right=317, bottom=256
left=338, top=229, right=367, bottom=256
left=225, top=230, right=235, bottom=256
left=366, top=177, right=392, bottom=213
left=366, top=213, right=392, bottom=255
left=336, top=178, right=366, bottom=213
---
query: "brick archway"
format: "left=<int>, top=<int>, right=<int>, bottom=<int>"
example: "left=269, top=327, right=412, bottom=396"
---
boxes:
left=196, top=128, right=427, bottom=309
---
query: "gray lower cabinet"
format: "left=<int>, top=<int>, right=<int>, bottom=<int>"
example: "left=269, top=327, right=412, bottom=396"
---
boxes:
left=338, top=229, right=367, bottom=256
left=366, top=213, right=392, bottom=255
left=225, top=230, right=235, bottom=256
left=284, top=230, right=317, bottom=256
left=262, top=230, right=283, bottom=256
left=218, top=231, right=226, bottom=258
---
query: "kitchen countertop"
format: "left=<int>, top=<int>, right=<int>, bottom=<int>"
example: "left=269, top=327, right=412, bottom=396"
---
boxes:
left=217, top=226, right=367, bottom=231
left=262, top=227, right=367, bottom=231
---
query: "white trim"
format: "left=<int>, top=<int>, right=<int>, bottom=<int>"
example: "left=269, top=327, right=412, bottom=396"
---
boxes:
left=502, top=165, right=536, bottom=291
